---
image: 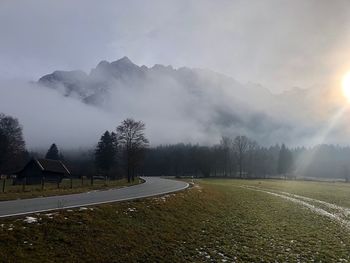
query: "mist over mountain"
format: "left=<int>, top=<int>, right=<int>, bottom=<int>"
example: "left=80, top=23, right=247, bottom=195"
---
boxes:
left=34, top=56, right=346, bottom=148
left=0, top=0, right=349, bottom=151
left=0, top=57, right=346, bottom=150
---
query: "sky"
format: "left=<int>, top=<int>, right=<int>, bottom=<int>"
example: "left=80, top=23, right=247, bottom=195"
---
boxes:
left=1, top=0, right=350, bottom=92
left=1, top=0, right=350, bottom=149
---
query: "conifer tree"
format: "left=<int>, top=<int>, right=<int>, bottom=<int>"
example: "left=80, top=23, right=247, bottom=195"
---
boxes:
left=95, top=131, right=118, bottom=175
left=45, top=143, right=60, bottom=160
left=277, top=144, right=294, bottom=177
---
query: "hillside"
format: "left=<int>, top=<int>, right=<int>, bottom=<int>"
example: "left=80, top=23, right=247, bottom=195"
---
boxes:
left=36, top=57, right=343, bottom=146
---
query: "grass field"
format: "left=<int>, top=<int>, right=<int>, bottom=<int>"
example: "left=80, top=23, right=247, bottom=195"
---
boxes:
left=1, top=178, right=350, bottom=262
left=0, top=178, right=142, bottom=201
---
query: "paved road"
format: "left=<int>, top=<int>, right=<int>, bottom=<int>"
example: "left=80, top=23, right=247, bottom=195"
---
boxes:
left=0, top=177, right=189, bottom=218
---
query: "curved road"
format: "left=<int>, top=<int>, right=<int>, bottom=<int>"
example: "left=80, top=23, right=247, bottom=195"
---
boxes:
left=0, top=177, right=189, bottom=218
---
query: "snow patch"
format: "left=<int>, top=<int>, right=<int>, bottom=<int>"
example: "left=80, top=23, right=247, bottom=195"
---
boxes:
left=45, top=213, right=58, bottom=219
left=24, top=216, right=38, bottom=224
left=124, top=208, right=137, bottom=214
left=153, top=194, right=176, bottom=203
left=242, top=185, right=350, bottom=230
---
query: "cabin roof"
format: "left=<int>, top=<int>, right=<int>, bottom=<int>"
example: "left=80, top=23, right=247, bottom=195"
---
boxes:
left=35, top=159, right=70, bottom=175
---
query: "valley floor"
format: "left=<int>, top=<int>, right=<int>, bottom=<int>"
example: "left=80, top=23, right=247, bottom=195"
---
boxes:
left=1, top=179, right=350, bottom=262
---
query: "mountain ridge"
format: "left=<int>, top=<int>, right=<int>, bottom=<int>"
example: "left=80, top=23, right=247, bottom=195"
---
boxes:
left=36, top=57, right=340, bottom=146
left=38, top=56, right=274, bottom=106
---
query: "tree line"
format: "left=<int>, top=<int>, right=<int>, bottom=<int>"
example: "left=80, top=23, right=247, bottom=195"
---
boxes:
left=94, top=118, right=149, bottom=182
left=143, top=137, right=294, bottom=179
left=2, top=112, right=350, bottom=181
left=0, top=113, right=149, bottom=183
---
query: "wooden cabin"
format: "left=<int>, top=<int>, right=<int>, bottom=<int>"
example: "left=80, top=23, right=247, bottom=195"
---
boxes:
left=15, top=158, right=71, bottom=185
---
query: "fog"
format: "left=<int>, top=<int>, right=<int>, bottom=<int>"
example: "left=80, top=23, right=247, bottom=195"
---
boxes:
left=1, top=1, right=350, bottom=149
left=0, top=75, right=232, bottom=149
left=0, top=70, right=274, bottom=149
left=0, top=80, right=112, bottom=149
left=1, top=1, right=350, bottom=91
left=1, top=62, right=349, bottom=150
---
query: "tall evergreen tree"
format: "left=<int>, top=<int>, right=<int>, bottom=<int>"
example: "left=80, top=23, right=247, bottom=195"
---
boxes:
left=45, top=143, right=60, bottom=160
left=277, top=144, right=293, bottom=177
left=95, top=131, right=118, bottom=176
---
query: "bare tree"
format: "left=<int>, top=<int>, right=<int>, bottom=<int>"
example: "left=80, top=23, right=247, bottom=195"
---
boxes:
left=116, top=119, right=149, bottom=182
left=220, top=136, right=232, bottom=176
left=233, top=135, right=249, bottom=178
left=0, top=113, right=26, bottom=174
left=246, top=140, right=259, bottom=177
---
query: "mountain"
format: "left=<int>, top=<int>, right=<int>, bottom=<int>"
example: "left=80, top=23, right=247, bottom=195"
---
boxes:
left=37, top=57, right=341, bottom=146
left=38, top=56, right=274, bottom=106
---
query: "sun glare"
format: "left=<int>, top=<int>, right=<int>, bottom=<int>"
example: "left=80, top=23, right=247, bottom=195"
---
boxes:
left=342, top=72, right=350, bottom=101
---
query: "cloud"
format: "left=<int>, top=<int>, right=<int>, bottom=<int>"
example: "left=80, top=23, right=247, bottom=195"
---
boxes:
left=1, top=0, right=350, bottom=149
left=0, top=0, right=350, bottom=91
left=0, top=67, right=279, bottom=150
left=0, top=62, right=349, bottom=151
left=0, top=77, right=227, bottom=149
left=0, top=80, right=114, bottom=149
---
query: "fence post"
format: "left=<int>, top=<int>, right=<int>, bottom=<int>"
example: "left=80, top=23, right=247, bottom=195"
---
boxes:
left=2, top=179, right=5, bottom=193
left=22, top=177, right=26, bottom=192
left=90, top=175, right=93, bottom=186
left=41, top=177, right=44, bottom=191
left=81, top=176, right=84, bottom=186
left=70, top=177, right=73, bottom=189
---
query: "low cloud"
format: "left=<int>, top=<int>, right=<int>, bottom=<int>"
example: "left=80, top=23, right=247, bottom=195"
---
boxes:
left=0, top=80, right=114, bottom=150
left=1, top=58, right=349, bottom=151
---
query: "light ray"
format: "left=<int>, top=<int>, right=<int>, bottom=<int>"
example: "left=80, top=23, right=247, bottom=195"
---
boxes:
left=295, top=105, right=349, bottom=176
left=342, top=72, right=350, bottom=102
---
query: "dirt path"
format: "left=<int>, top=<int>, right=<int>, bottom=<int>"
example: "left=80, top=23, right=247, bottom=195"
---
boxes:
left=242, top=185, right=350, bottom=229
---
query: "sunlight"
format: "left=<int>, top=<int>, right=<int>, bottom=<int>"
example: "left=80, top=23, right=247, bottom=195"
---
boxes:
left=295, top=105, right=349, bottom=176
left=342, top=72, right=350, bottom=102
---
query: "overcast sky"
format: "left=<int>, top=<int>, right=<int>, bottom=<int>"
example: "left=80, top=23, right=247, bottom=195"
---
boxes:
left=1, top=0, right=350, bottom=92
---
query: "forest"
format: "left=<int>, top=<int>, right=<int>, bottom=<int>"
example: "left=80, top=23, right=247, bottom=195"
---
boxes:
left=1, top=112, right=350, bottom=182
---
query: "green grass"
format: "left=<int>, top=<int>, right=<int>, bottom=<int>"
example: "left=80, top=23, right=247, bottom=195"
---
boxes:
left=0, top=178, right=142, bottom=201
left=1, top=179, right=350, bottom=262
left=215, top=178, right=350, bottom=208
